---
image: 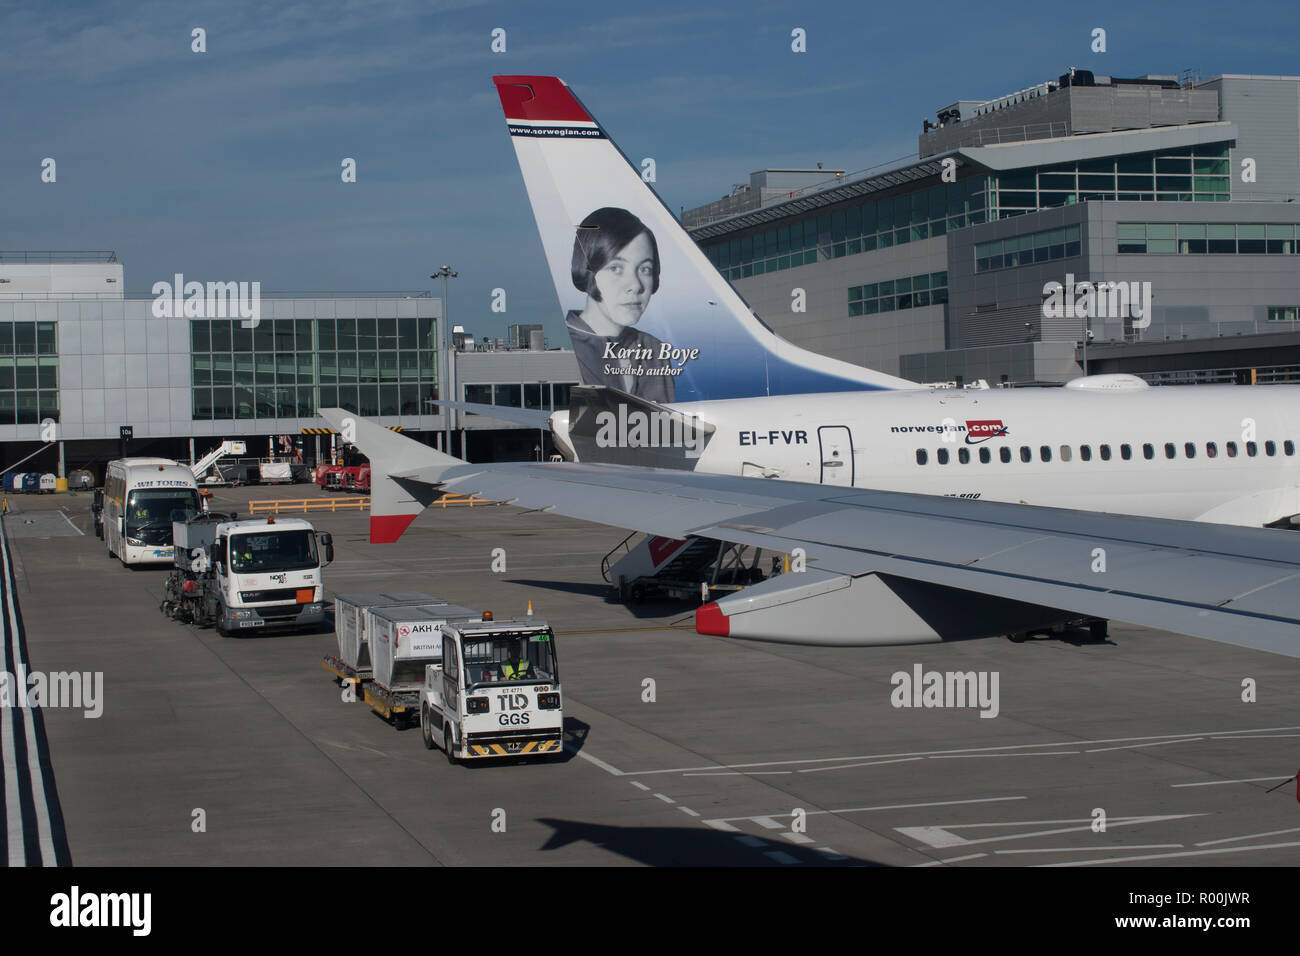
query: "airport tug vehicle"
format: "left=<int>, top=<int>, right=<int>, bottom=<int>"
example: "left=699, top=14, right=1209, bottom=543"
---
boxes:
left=162, top=513, right=333, bottom=635
left=420, top=614, right=563, bottom=762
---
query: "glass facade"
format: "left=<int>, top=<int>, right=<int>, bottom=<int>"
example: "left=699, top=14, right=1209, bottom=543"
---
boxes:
left=975, top=225, right=1082, bottom=272
left=699, top=142, right=1233, bottom=279
left=992, top=143, right=1232, bottom=215
left=702, top=178, right=991, bottom=279
left=191, top=317, right=438, bottom=421
left=0, top=322, right=58, bottom=425
left=463, top=382, right=579, bottom=410
left=848, top=272, right=948, bottom=316
left=1117, top=222, right=1300, bottom=255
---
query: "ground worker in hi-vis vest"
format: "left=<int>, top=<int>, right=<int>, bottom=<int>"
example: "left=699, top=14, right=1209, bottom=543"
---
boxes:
left=502, top=643, right=532, bottom=681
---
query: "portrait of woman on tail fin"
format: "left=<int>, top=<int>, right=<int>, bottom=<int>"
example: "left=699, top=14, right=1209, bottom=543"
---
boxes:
left=564, top=206, right=675, bottom=402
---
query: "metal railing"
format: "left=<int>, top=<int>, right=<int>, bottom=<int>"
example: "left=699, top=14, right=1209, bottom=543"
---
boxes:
left=0, top=251, right=117, bottom=263
left=247, top=493, right=498, bottom=515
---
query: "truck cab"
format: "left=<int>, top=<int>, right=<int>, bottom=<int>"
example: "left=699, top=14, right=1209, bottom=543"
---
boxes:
left=421, top=616, right=563, bottom=761
left=207, top=517, right=333, bottom=633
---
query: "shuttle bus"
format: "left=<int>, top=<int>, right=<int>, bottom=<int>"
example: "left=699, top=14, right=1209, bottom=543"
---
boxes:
left=104, top=458, right=202, bottom=566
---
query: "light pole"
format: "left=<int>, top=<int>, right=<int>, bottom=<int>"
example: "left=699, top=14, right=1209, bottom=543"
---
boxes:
left=431, top=265, right=457, bottom=453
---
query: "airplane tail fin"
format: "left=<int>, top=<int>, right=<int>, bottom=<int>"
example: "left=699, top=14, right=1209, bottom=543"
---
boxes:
left=319, top=408, right=451, bottom=543
left=493, top=75, right=918, bottom=404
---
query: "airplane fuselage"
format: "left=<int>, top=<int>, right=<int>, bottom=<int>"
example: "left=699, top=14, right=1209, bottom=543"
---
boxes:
left=607, top=382, right=1300, bottom=527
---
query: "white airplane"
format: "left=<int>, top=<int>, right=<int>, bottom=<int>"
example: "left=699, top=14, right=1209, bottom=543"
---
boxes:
left=480, top=75, right=1300, bottom=530
left=315, top=76, right=1300, bottom=655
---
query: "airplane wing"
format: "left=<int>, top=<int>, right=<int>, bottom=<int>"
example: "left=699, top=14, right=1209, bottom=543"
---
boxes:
left=439, top=400, right=552, bottom=430
left=319, top=409, right=1300, bottom=657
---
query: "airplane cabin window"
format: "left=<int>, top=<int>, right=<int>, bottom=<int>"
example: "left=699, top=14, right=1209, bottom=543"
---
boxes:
left=1142, top=443, right=1153, bottom=460
left=1226, top=441, right=1238, bottom=457
left=1100, top=444, right=1112, bottom=461
left=958, top=447, right=970, bottom=464
left=1020, top=446, right=1032, bottom=463
left=1206, top=442, right=1217, bottom=458
left=916, top=449, right=927, bottom=465
left=1121, top=444, right=1132, bottom=460
left=1247, top=441, right=1258, bottom=457
left=937, top=448, right=950, bottom=464
left=1164, top=442, right=1176, bottom=459
left=1080, top=445, right=1092, bottom=461
left=1040, top=445, right=1052, bottom=462
left=1265, top=440, right=1277, bottom=457
left=1184, top=442, right=1196, bottom=459
left=1000, top=447, right=1011, bottom=463
left=979, top=447, right=991, bottom=463
left=1059, top=445, right=1072, bottom=462
left=1286, top=440, right=1296, bottom=456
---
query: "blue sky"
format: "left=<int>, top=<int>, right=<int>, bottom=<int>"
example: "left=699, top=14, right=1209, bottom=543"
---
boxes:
left=2, top=0, right=1296, bottom=345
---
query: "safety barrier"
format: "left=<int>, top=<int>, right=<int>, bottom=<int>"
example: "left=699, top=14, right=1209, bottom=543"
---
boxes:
left=247, top=493, right=498, bottom=515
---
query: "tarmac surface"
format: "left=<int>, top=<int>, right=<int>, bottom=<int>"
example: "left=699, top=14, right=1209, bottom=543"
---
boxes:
left=6, top=482, right=1300, bottom=866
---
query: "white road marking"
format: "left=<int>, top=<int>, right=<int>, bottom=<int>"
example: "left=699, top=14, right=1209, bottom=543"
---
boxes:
left=1171, top=775, right=1293, bottom=788
left=653, top=792, right=675, bottom=805
left=0, top=679, right=21, bottom=865
left=1, top=520, right=56, bottom=865
left=1196, top=826, right=1300, bottom=846
left=764, top=850, right=799, bottom=865
left=705, top=795, right=1026, bottom=829
left=683, top=770, right=793, bottom=777
left=734, top=835, right=767, bottom=848
left=619, top=726, right=1300, bottom=776
left=677, top=806, right=700, bottom=818
left=57, top=511, right=84, bottom=536
left=1210, top=734, right=1300, bottom=739
left=994, top=844, right=1183, bottom=854
left=629, top=781, right=650, bottom=791
left=911, top=853, right=987, bottom=867
left=1085, top=738, right=1201, bottom=753
left=753, top=817, right=785, bottom=830
left=929, top=751, right=1081, bottom=759
left=783, top=832, right=816, bottom=845
left=1045, top=841, right=1300, bottom=866
left=896, top=814, right=1202, bottom=850
left=705, top=819, right=741, bottom=832
left=798, top=757, right=924, bottom=774
left=565, top=745, right=624, bottom=776
left=814, top=847, right=846, bottom=860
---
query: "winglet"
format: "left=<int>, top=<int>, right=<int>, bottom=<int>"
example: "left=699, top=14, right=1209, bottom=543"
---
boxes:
left=318, top=408, right=454, bottom=544
left=695, top=602, right=730, bottom=637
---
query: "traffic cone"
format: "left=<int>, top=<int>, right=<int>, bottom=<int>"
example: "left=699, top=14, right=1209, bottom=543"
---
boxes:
left=526, top=600, right=533, bottom=617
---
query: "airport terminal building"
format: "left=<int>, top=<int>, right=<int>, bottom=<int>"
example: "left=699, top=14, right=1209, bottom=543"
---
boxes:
left=0, top=254, right=577, bottom=478
left=685, top=71, right=1300, bottom=386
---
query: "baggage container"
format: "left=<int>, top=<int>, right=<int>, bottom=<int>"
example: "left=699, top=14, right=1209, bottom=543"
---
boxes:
left=333, top=592, right=439, bottom=672
left=369, top=603, right=476, bottom=691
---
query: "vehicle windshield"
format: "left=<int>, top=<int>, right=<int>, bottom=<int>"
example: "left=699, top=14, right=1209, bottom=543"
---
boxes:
left=230, top=530, right=318, bottom=573
left=125, top=489, right=200, bottom=539
left=463, top=633, right=558, bottom=686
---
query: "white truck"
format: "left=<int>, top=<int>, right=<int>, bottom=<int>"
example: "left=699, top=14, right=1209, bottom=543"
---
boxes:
left=162, top=513, right=334, bottom=635
left=420, top=615, right=563, bottom=762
